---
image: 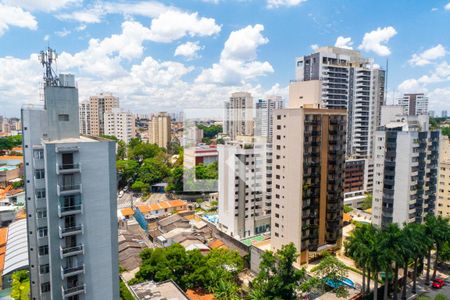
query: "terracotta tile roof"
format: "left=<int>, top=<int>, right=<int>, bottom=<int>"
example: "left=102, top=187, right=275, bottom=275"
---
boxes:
left=343, top=213, right=352, bottom=223
left=121, top=207, right=135, bottom=217
left=0, top=156, right=23, bottom=160
left=137, top=200, right=187, bottom=214
left=186, top=289, right=216, bottom=300
left=0, top=227, right=9, bottom=274
left=208, top=239, right=226, bottom=249
left=15, top=210, right=26, bottom=220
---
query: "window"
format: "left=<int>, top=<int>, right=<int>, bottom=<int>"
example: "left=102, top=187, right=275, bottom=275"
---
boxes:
left=39, top=264, right=49, bottom=274
left=33, top=150, right=44, bottom=159
left=37, top=210, right=47, bottom=219
left=38, top=227, right=48, bottom=238
left=41, top=282, right=50, bottom=293
left=36, top=190, right=46, bottom=199
left=35, top=169, right=45, bottom=179
left=38, top=245, right=48, bottom=256
left=58, top=114, right=69, bottom=121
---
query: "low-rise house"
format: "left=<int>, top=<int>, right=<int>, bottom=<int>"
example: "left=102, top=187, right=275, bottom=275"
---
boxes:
left=137, top=199, right=188, bottom=218
left=129, top=280, right=189, bottom=300
left=2, top=219, right=28, bottom=288
left=118, top=231, right=147, bottom=272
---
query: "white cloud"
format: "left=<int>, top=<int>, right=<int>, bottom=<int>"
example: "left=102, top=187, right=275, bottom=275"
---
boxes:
left=358, top=26, right=397, bottom=56
left=148, top=10, right=221, bottom=43
left=57, top=6, right=103, bottom=23
left=0, top=4, right=37, bottom=36
left=409, top=44, right=446, bottom=66
left=201, top=0, right=220, bottom=3
left=174, top=41, right=203, bottom=60
left=335, top=36, right=353, bottom=49
left=56, top=28, right=71, bottom=37
left=398, top=79, right=423, bottom=93
left=445, top=2, right=450, bottom=10
left=196, top=24, right=273, bottom=85
left=266, top=0, right=306, bottom=9
left=2, top=0, right=80, bottom=12
left=310, top=44, right=319, bottom=51
left=76, top=24, right=87, bottom=31
left=44, top=34, right=49, bottom=41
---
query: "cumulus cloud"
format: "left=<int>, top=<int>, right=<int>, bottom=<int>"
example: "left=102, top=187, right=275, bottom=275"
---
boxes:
left=409, top=44, right=446, bottom=66
left=174, top=41, right=203, bottom=60
left=196, top=24, right=273, bottom=85
left=147, top=10, right=221, bottom=43
left=335, top=36, right=353, bottom=49
left=445, top=2, right=450, bottom=10
left=310, top=44, right=319, bottom=51
left=358, top=26, right=397, bottom=56
left=2, top=0, right=80, bottom=12
left=0, top=3, right=37, bottom=36
left=266, top=0, right=306, bottom=9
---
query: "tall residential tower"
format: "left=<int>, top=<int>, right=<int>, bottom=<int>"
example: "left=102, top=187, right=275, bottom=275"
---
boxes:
left=22, top=49, right=119, bottom=300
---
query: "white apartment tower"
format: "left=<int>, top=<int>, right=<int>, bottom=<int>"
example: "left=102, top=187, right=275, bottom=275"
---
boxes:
left=22, top=49, right=119, bottom=300
left=255, top=96, right=284, bottom=143
left=295, top=47, right=385, bottom=158
left=372, top=114, right=439, bottom=227
left=224, top=92, right=254, bottom=140
left=218, top=137, right=271, bottom=239
left=79, top=101, right=90, bottom=135
left=149, top=112, right=171, bottom=149
left=397, top=93, right=429, bottom=116
left=104, top=108, right=136, bottom=144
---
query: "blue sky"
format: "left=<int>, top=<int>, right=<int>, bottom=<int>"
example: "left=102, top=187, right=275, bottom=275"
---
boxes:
left=1, top=0, right=450, bottom=117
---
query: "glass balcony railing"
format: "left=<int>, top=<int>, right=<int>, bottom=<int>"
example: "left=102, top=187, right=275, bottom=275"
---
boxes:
left=60, top=244, right=83, bottom=258
left=62, top=284, right=85, bottom=297
left=59, top=163, right=80, bottom=170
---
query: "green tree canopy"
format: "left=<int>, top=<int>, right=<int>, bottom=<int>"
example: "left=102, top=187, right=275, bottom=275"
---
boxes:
left=138, top=158, right=170, bottom=185
left=0, top=135, right=22, bottom=151
left=10, top=270, right=30, bottom=300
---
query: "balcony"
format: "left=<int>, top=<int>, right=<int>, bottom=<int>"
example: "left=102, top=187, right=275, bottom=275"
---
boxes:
left=62, top=284, right=86, bottom=298
left=56, top=163, right=81, bottom=175
left=59, top=225, right=83, bottom=238
left=55, top=146, right=79, bottom=153
left=61, top=264, right=85, bottom=279
left=60, top=244, right=84, bottom=258
left=57, top=184, right=82, bottom=196
left=58, top=204, right=83, bottom=218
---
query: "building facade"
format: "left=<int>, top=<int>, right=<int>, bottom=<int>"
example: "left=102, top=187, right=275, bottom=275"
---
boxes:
left=294, top=47, right=385, bottom=158
left=270, top=107, right=347, bottom=263
left=397, top=93, right=428, bottom=116
left=88, top=93, right=119, bottom=136
left=79, top=101, right=90, bottom=136
left=104, top=108, right=136, bottom=144
left=224, top=92, right=254, bottom=140
left=22, top=70, right=119, bottom=299
left=149, top=112, right=171, bottom=148
left=255, top=96, right=284, bottom=143
left=217, top=138, right=271, bottom=239
left=437, top=161, right=450, bottom=218
left=372, top=116, right=439, bottom=227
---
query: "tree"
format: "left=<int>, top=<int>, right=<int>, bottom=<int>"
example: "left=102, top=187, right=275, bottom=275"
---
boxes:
left=100, top=134, right=118, bottom=141
left=380, top=223, right=402, bottom=300
left=131, top=180, right=148, bottom=193
left=250, top=243, right=305, bottom=300
left=138, top=158, right=170, bottom=186
left=343, top=205, right=353, bottom=213
left=0, top=135, right=22, bottom=151
left=197, top=124, right=223, bottom=138
left=117, top=140, right=127, bottom=160
left=116, top=160, right=139, bottom=186
left=10, top=270, right=30, bottom=300
left=120, top=280, right=134, bottom=300
left=128, top=141, right=162, bottom=161
left=166, top=166, right=183, bottom=192
left=361, top=193, right=373, bottom=210
left=195, top=162, right=218, bottom=180
left=345, top=224, right=371, bottom=295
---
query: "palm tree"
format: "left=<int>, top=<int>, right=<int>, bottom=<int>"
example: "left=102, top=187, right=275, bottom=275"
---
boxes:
left=398, top=224, right=414, bottom=300
left=345, top=224, right=370, bottom=295
left=431, top=216, right=450, bottom=280
left=366, top=227, right=383, bottom=300
left=380, top=223, right=401, bottom=300
left=424, top=215, right=437, bottom=285
left=408, top=223, right=429, bottom=294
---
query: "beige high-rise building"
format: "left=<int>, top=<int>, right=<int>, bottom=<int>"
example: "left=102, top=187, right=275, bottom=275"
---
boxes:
left=149, top=112, right=171, bottom=148
left=89, top=93, right=119, bottom=136
left=79, top=101, right=91, bottom=135
left=437, top=136, right=450, bottom=218
left=271, top=107, right=347, bottom=264
left=104, top=108, right=136, bottom=144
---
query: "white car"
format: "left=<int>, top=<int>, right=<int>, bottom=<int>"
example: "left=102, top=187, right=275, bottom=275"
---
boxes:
left=118, top=190, right=124, bottom=198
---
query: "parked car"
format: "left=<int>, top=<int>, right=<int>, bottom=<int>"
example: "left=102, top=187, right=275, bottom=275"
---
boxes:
left=432, top=278, right=445, bottom=289
left=118, top=190, right=124, bottom=198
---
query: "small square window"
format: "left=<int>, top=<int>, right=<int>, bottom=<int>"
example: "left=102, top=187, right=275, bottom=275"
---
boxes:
left=58, top=114, right=69, bottom=121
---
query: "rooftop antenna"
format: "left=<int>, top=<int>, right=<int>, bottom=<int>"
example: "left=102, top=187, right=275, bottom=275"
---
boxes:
left=39, top=47, right=59, bottom=87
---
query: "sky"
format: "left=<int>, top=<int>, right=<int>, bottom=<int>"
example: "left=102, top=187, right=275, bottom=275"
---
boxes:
left=1, top=0, right=450, bottom=117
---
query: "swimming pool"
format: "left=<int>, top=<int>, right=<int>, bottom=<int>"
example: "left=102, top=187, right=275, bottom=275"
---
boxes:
left=202, top=214, right=219, bottom=224
left=0, top=165, right=17, bottom=172
left=325, top=277, right=356, bottom=289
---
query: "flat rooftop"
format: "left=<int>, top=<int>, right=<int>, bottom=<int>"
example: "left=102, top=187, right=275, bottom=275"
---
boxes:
left=129, top=280, right=189, bottom=300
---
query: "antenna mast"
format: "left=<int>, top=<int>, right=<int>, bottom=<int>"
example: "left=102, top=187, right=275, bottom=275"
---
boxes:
left=39, top=47, right=60, bottom=87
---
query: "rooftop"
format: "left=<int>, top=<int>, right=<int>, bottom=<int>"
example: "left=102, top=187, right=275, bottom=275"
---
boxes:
left=129, top=280, right=189, bottom=300
left=2, top=219, right=28, bottom=276
left=137, top=200, right=187, bottom=214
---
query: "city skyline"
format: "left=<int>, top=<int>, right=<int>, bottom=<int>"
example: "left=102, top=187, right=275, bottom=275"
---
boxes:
left=1, top=0, right=450, bottom=116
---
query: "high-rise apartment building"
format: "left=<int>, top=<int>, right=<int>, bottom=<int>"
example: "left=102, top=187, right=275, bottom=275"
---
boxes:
left=270, top=107, right=347, bottom=263
left=397, top=93, right=428, bottom=116
left=22, top=53, right=119, bottom=300
left=104, top=108, right=135, bottom=144
left=442, top=110, right=448, bottom=118
left=372, top=114, right=439, bottom=227
left=294, top=47, right=385, bottom=158
left=224, top=92, right=254, bottom=140
left=218, top=137, right=271, bottom=239
left=255, top=96, right=284, bottom=143
left=79, top=101, right=91, bottom=135
left=88, top=93, right=119, bottom=136
left=437, top=161, right=450, bottom=218
left=149, top=112, right=171, bottom=148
